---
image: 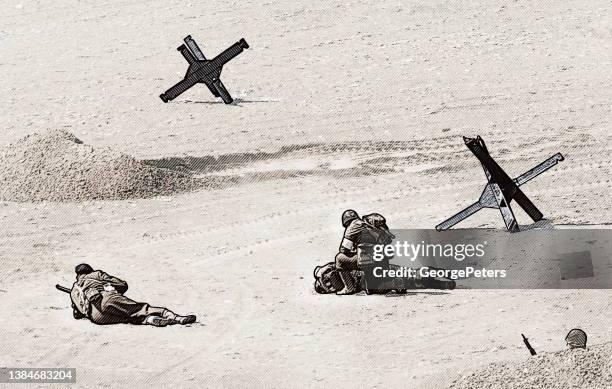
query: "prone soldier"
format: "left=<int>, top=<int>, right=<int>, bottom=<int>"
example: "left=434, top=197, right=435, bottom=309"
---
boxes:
left=67, top=264, right=196, bottom=327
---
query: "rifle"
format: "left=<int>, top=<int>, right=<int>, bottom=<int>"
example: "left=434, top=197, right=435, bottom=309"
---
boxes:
left=55, top=284, right=71, bottom=294
left=521, top=333, right=537, bottom=356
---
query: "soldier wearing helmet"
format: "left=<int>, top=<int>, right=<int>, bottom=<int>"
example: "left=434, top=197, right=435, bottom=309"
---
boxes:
left=69, top=263, right=196, bottom=327
left=335, top=210, right=391, bottom=295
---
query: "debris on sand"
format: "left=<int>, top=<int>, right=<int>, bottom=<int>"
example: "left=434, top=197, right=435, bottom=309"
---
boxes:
left=448, top=342, right=611, bottom=389
left=0, top=130, right=199, bottom=202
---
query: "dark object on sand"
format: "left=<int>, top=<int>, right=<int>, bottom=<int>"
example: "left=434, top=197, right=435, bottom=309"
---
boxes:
left=522, top=333, right=537, bottom=356
left=58, top=268, right=196, bottom=327
left=436, top=136, right=564, bottom=232
left=160, top=35, right=249, bottom=104
left=565, top=328, right=587, bottom=349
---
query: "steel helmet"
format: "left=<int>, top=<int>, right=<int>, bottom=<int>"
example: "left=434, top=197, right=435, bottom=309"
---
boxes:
left=565, top=328, right=587, bottom=349
left=341, top=209, right=359, bottom=227
left=75, top=263, right=94, bottom=275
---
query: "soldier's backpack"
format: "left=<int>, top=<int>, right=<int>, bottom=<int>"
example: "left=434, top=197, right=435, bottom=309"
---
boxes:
left=70, top=283, right=91, bottom=317
left=313, top=262, right=345, bottom=294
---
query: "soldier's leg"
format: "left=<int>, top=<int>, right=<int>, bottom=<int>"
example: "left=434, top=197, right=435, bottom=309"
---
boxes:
left=124, top=302, right=196, bottom=326
left=334, top=252, right=358, bottom=295
left=92, top=293, right=169, bottom=326
left=89, top=298, right=132, bottom=325
left=159, top=309, right=197, bottom=325
left=93, top=292, right=196, bottom=326
left=335, top=252, right=359, bottom=271
left=141, top=307, right=174, bottom=327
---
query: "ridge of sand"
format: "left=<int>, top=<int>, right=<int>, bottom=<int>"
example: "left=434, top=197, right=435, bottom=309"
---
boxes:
left=448, top=342, right=612, bottom=389
left=0, top=130, right=198, bottom=202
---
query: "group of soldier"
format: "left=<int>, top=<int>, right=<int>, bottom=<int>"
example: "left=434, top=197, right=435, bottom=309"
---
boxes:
left=65, top=210, right=592, bottom=337
left=62, top=208, right=389, bottom=326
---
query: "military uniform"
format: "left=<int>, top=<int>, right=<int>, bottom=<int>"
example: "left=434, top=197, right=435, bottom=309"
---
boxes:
left=70, top=270, right=192, bottom=326
left=335, top=218, right=385, bottom=271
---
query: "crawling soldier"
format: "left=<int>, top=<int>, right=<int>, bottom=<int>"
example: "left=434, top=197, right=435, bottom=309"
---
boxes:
left=69, top=264, right=196, bottom=327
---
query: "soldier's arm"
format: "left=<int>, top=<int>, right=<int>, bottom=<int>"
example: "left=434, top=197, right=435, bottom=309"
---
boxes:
left=69, top=282, right=85, bottom=319
left=340, top=220, right=366, bottom=254
left=98, top=271, right=129, bottom=294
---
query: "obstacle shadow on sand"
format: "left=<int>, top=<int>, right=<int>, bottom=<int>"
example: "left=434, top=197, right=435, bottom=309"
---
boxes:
left=143, top=140, right=432, bottom=174
left=143, top=143, right=322, bottom=173
left=384, top=291, right=451, bottom=297
left=145, top=160, right=395, bottom=190
left=519, top=219, right=554, bottom=231
left=143, top=141, right=405, bottom=189
left=176, top=98, right=280, bottom=106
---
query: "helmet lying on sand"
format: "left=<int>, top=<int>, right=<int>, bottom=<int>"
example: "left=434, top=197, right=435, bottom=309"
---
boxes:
left=565, top=328, right=587, bottom=349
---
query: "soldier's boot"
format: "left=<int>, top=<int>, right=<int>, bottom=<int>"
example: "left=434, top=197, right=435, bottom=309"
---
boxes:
left=174, top=315, right=197, bottom=325
left=162, top=309, right=197, bottom=325
left=144, top=315, right=173, bottom=327
left=336, top=271, right=357, bottom=295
